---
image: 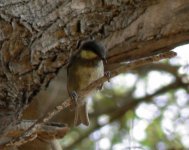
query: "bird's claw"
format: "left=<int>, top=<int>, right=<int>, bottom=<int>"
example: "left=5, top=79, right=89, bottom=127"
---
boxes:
left=70, top=91, right=78, bottom=107
left=70, top=91, right=79, bottom=126
left=97, top=84, right=103, bottom=90
left=104, top=71, right=111, bottom=82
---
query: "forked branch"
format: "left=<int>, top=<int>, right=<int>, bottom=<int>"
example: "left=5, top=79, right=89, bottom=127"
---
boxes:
left=3, top=51, right=176, bottom=148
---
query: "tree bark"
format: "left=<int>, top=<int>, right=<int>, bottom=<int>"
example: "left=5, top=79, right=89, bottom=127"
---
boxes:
left=0, top=0, right=189, bottom=148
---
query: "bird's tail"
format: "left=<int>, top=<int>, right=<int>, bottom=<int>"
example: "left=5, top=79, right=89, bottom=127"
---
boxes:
left=75, top=103, right=89, bottom=126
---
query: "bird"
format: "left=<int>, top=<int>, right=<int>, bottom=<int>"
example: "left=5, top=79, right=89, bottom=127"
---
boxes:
left=67, top=40, right=106, bottom=126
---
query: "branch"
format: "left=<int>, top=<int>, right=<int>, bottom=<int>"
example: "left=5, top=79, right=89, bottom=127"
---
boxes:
left=1, top=121, right=69, bottom=147
left=91, top=63, right=180, bottom=117
left=6, top=120, right=69, bottom=139
left=2, top=51, right=176, bottom=147
left=64, top=79, right=187, bottom=150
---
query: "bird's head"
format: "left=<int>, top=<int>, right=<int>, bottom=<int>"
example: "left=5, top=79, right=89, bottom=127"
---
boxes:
left=79, top=40, right=106, bottom=61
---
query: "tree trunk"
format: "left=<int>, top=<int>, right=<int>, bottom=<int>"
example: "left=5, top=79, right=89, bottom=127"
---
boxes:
left=0, top=0, right=189, bottom=148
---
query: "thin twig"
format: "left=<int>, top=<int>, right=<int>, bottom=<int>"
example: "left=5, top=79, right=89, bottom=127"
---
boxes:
left=3, top=121, right=68, bottom=147
left=3, top=51, right=176, bottom=147
left=64, top=79, right=186, bottom=150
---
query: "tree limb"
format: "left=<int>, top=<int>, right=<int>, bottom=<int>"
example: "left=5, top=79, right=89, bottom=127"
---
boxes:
left=2, top=51, right=176, bottom=147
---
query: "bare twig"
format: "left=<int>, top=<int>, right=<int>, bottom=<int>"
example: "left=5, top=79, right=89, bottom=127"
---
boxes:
left=3, top=121, right=68, bottom=147
left=64, top=79, right=187, bottom=150
left=3, top=51, right=176, bottom=147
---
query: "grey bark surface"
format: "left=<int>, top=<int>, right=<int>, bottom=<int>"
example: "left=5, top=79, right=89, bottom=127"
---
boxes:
left=0, top=0, right=189, bottom=149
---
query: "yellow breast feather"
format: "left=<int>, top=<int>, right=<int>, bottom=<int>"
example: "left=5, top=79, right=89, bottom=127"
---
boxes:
left=80, top=50, right=97, bottom=59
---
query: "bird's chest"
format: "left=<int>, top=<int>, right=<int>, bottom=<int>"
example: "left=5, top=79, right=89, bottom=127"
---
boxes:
left=75, top=60, right=104, bottom=90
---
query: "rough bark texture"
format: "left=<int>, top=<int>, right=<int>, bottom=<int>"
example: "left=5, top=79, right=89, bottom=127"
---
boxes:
left=0, top=0, right=189, bottom=148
